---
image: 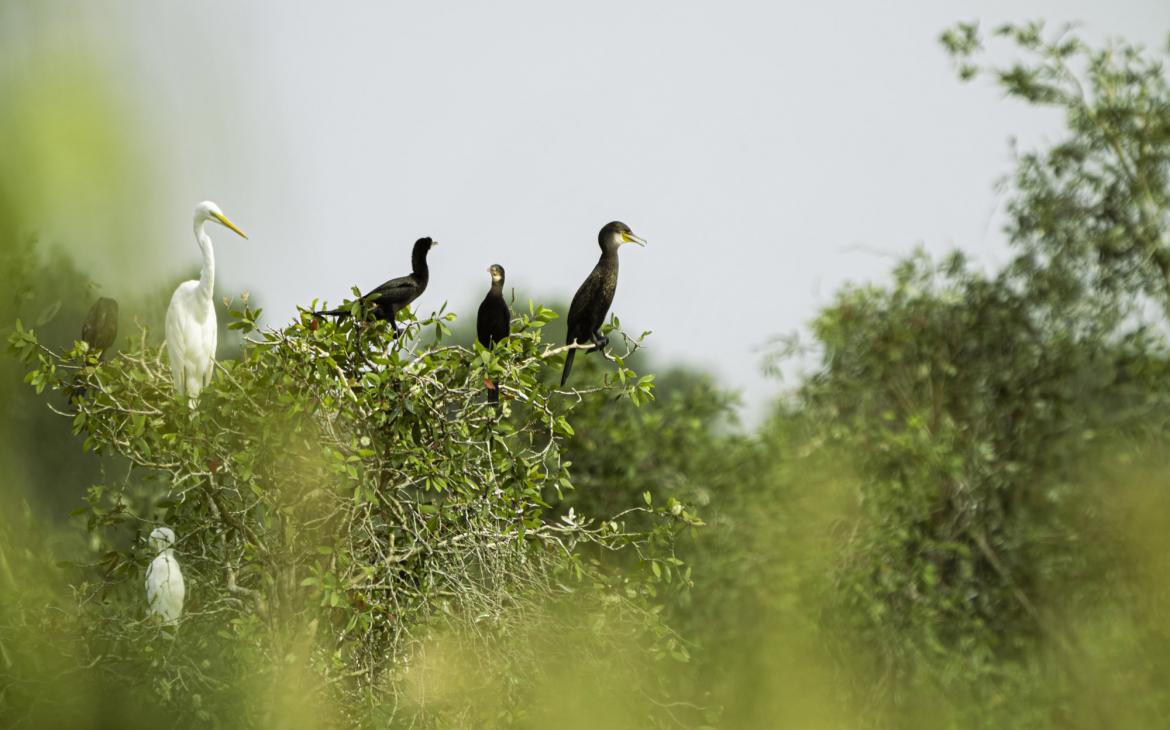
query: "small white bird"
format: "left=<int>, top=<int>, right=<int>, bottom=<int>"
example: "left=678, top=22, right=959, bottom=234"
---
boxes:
left=145, top=526, right=186, bottom=626
left=165, top=201, right=248, bottom=404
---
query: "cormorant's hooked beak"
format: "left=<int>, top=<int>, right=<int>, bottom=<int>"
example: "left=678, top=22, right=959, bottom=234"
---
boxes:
left=621, top=231, right=647, bottom=247
left=212, top=211, right=249, bottom=239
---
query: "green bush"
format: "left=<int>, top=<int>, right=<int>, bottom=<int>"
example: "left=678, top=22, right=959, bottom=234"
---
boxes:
left=3, top=296, right=698, bottom=727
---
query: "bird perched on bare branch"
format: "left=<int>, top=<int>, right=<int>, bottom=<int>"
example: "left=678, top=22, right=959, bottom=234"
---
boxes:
left=561, top=221, right=645, bottom=386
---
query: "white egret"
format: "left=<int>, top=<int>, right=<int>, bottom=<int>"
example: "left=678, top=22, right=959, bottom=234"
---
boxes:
left=145, top=526, right=186, bottom=626
left=166, top=201, right=247, bottom=404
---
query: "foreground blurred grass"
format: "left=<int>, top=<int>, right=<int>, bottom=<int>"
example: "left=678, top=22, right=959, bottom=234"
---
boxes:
left=6, top=418, right=1170, bottom=729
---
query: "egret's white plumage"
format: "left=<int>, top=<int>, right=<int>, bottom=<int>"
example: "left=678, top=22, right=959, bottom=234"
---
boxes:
left=145, top=526, right=185, bottom=626
left=165, top=201, right=247, bottom=404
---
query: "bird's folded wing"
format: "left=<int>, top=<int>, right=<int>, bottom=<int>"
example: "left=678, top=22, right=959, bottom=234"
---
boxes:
left=368, top=275, right=418, bottom=297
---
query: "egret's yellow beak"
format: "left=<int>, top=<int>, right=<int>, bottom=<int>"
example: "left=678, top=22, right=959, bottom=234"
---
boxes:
left=213, top=211, right=248, bottom=239
left=622, top=231, right=646, bottom=246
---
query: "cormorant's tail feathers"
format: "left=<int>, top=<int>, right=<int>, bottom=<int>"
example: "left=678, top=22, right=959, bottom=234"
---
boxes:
left=560, top=349, right=576, bottom=387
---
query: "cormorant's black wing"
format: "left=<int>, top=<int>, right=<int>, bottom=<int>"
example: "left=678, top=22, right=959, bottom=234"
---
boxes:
left=477, top=294, right=510, bottom=348
left=477, top=292, right=511, bottom=404
left=365, top=274, right=421, bottom=306
left=81, top=298, right=119, bottom=352
left=317, top=275, right=421, bottom=318
left=565, top=276, right=592, bottom=341
left=562, top=269, right=604, bottom=387
left=566, top=266, right=607, bottom=343
left=81, top=316, right=99, bottom=347
left=562, top=260, right=619, bottom=386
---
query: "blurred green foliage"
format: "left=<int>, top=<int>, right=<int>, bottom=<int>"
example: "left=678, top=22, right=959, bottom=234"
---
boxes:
left=4, top=17, right=1170, bottom=730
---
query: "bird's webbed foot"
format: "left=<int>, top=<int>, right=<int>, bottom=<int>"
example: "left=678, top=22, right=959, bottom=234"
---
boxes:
left=588, top=332, right=609, bottom=354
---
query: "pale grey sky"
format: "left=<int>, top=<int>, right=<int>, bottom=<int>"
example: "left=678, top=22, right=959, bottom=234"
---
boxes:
left=18, top=1, right=1170, bottom=421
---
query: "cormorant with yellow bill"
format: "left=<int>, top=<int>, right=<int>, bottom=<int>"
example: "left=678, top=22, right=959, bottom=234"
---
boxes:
left=561, top=221, right=645, bottom=386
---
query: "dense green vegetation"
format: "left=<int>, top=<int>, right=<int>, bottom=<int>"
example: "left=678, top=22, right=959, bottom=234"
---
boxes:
left=3, top=21, right=1170, bottom=729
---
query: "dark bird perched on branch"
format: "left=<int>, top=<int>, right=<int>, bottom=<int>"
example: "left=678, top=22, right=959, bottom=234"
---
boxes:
left=561, top=221, right=645, bottom=386
left=316, top=237, right=438, bottom=336
left=82, top=297, right=119, bottom=355
left=476, top=264, right=510, bottom=405
left=71, top=297, right=119, bottom=401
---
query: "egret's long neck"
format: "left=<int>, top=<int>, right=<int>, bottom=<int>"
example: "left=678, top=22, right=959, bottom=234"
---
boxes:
left=194, top=220, right=216, bottom=305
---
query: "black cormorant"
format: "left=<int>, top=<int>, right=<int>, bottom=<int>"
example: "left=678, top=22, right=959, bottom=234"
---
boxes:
left=476, top=264, right=510, bottom=405
left=561, top=221, right=645, bottom=386
left=82, top=297, right=119, bottom=355
left=72, top=297, right=119, bottom=400
left=317, top=237, right=438, bottom=336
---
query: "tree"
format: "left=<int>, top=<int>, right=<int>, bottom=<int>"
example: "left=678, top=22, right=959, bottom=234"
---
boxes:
left=728, top=24, right=1170, bottom=724
left=4, top=297, right=697, bottom=727
left=943, top=22, right=1170, bottom=325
